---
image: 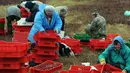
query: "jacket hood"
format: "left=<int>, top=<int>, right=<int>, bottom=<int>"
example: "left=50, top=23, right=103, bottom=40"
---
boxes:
left=112, top=36, right=124, bottom=48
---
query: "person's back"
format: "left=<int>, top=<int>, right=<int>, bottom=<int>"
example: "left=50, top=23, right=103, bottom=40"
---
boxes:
left=25, top=1, right=39, bottom=22
left=95, top=14, right=106, bottom=38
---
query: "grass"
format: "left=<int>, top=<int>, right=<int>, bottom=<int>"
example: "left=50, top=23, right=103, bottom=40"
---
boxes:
left=0, top=5, right=8, bottom=17
left=0, top=0, right=130, bottom=71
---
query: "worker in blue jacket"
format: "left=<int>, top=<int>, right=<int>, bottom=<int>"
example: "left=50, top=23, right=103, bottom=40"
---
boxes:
left=28, top=5, right=62, bottom=51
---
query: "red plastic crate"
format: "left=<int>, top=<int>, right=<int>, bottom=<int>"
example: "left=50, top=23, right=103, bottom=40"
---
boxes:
left=60, top=70, right=91, bottom=73
left=61, top=38, right=80, bottom=47
left=71, top=47, right=82, bottom=54
left=0, top=69, right=19, bottom=73
left=34, top=46, right=59, bottom=50
left=32, top=53, right=59, bottom=63
left=30, top=60, right=62, bottom=73
left=70, top=65, right=91, bottom=70
left=36, top=40, right=57, bottom=47
left=0, top=61, right=21, bottom=69
left=21, top=13, right=29, bottom=18
left=89, top=39, right=111, bottom=50
left=0, top=42, right=29, bottom=58
left=94, top=64, right=122, bottom=73
left=20, top=53, right=32, bottom=63
left=46, top=30, right=57, bottom=33
left=20, top=65, right=29, bottom=73
left=0, top=65, right=29, bottom=73
left=34, top=32, right=60, bottom=41
left=35, top=48, right=56, bottom=56
left=112, top=71, right=122, bottom=73
left=20, top=7, right=31, bottom=18
left=12, top=31, right=29, bottom=42
left=0, top=18, right=5, bottom=23
left=61, top=38, right=82, bottom=54
left=68, top=65, right=91, bottom=73
left=106, top=34, right=119, bottom=41
left=14, top=26, right=32, bottom=32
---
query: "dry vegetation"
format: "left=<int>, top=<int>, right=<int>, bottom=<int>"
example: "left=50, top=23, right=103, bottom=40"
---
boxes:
left=0, top=0, right=130, bottom=70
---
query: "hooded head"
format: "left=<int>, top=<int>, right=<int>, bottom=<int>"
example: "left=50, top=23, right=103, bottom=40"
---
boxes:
left=44, top=5, right=55, bottom=17
left=25, top=1, right=35, bottom=9
left=92, top=12, right=99, bottom=17
left=112, top=36, right=125, bottom=49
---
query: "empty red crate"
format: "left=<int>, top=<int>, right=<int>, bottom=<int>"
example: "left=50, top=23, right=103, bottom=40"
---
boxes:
left=70, top=65, right=91, bottom=70
left=0, top=42, right=29, bottom=58
left=112, top=71, right=122, bottom=73
left=36, top=40, right=57, bottom=47
left=60, top=70, right=91, bottom=73
left=0, top=61, right=21, bottom=69
left=94, top=64, right=122, bottom=73
left=20, top=53, right=32, bottom=63
left=61, top=38, right=80, bottom=47
left=68, top=65, right=91, bottom=73
left=30, top=60, right=62, bottom=73
left=71, top=47, right=82, bottom=54
left=0, top=65, right=29, bottom=73
left=12, top=31, right=29, bottom=42
left=34, top=32, right=60, bottom=41
left=20, top=7, right=31, bottom=18
left=61, top=38, right=82, bottom=54
left=106, top=34, right=119, bottom=40
left=34, top=46, right=59, bottom=50
left=89, top=39, right=111, bottom=50
left=32, top=53, right=59, bottom=63
left=14, top=26, right=32, bottom=32
left=35, top=48, right=56, bottom=56
left=0, top=69, right=19, bottom=73
left=20, top=65, right=29, bottom=73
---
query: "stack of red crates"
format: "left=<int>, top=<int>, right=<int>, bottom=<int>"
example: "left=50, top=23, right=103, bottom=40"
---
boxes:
left=12, top=22, right=32, bottom=42
left=0, top=41, right=31, bottom=73
left=30, top=60, right=63, bottom=73
left=89, top=34, right=120, bottom=50
left=32, top=30, right=60, bottom=63
left=60, top=38, right=82, bottom=54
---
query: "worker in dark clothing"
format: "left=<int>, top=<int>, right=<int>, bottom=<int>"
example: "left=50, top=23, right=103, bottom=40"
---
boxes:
left=24, top=1, right=39, bottom=22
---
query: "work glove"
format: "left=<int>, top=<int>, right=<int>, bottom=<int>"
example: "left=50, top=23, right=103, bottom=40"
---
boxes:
left=100, top=59, right=106, bottom=65
left=122, top=70, right=127, bottom=73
